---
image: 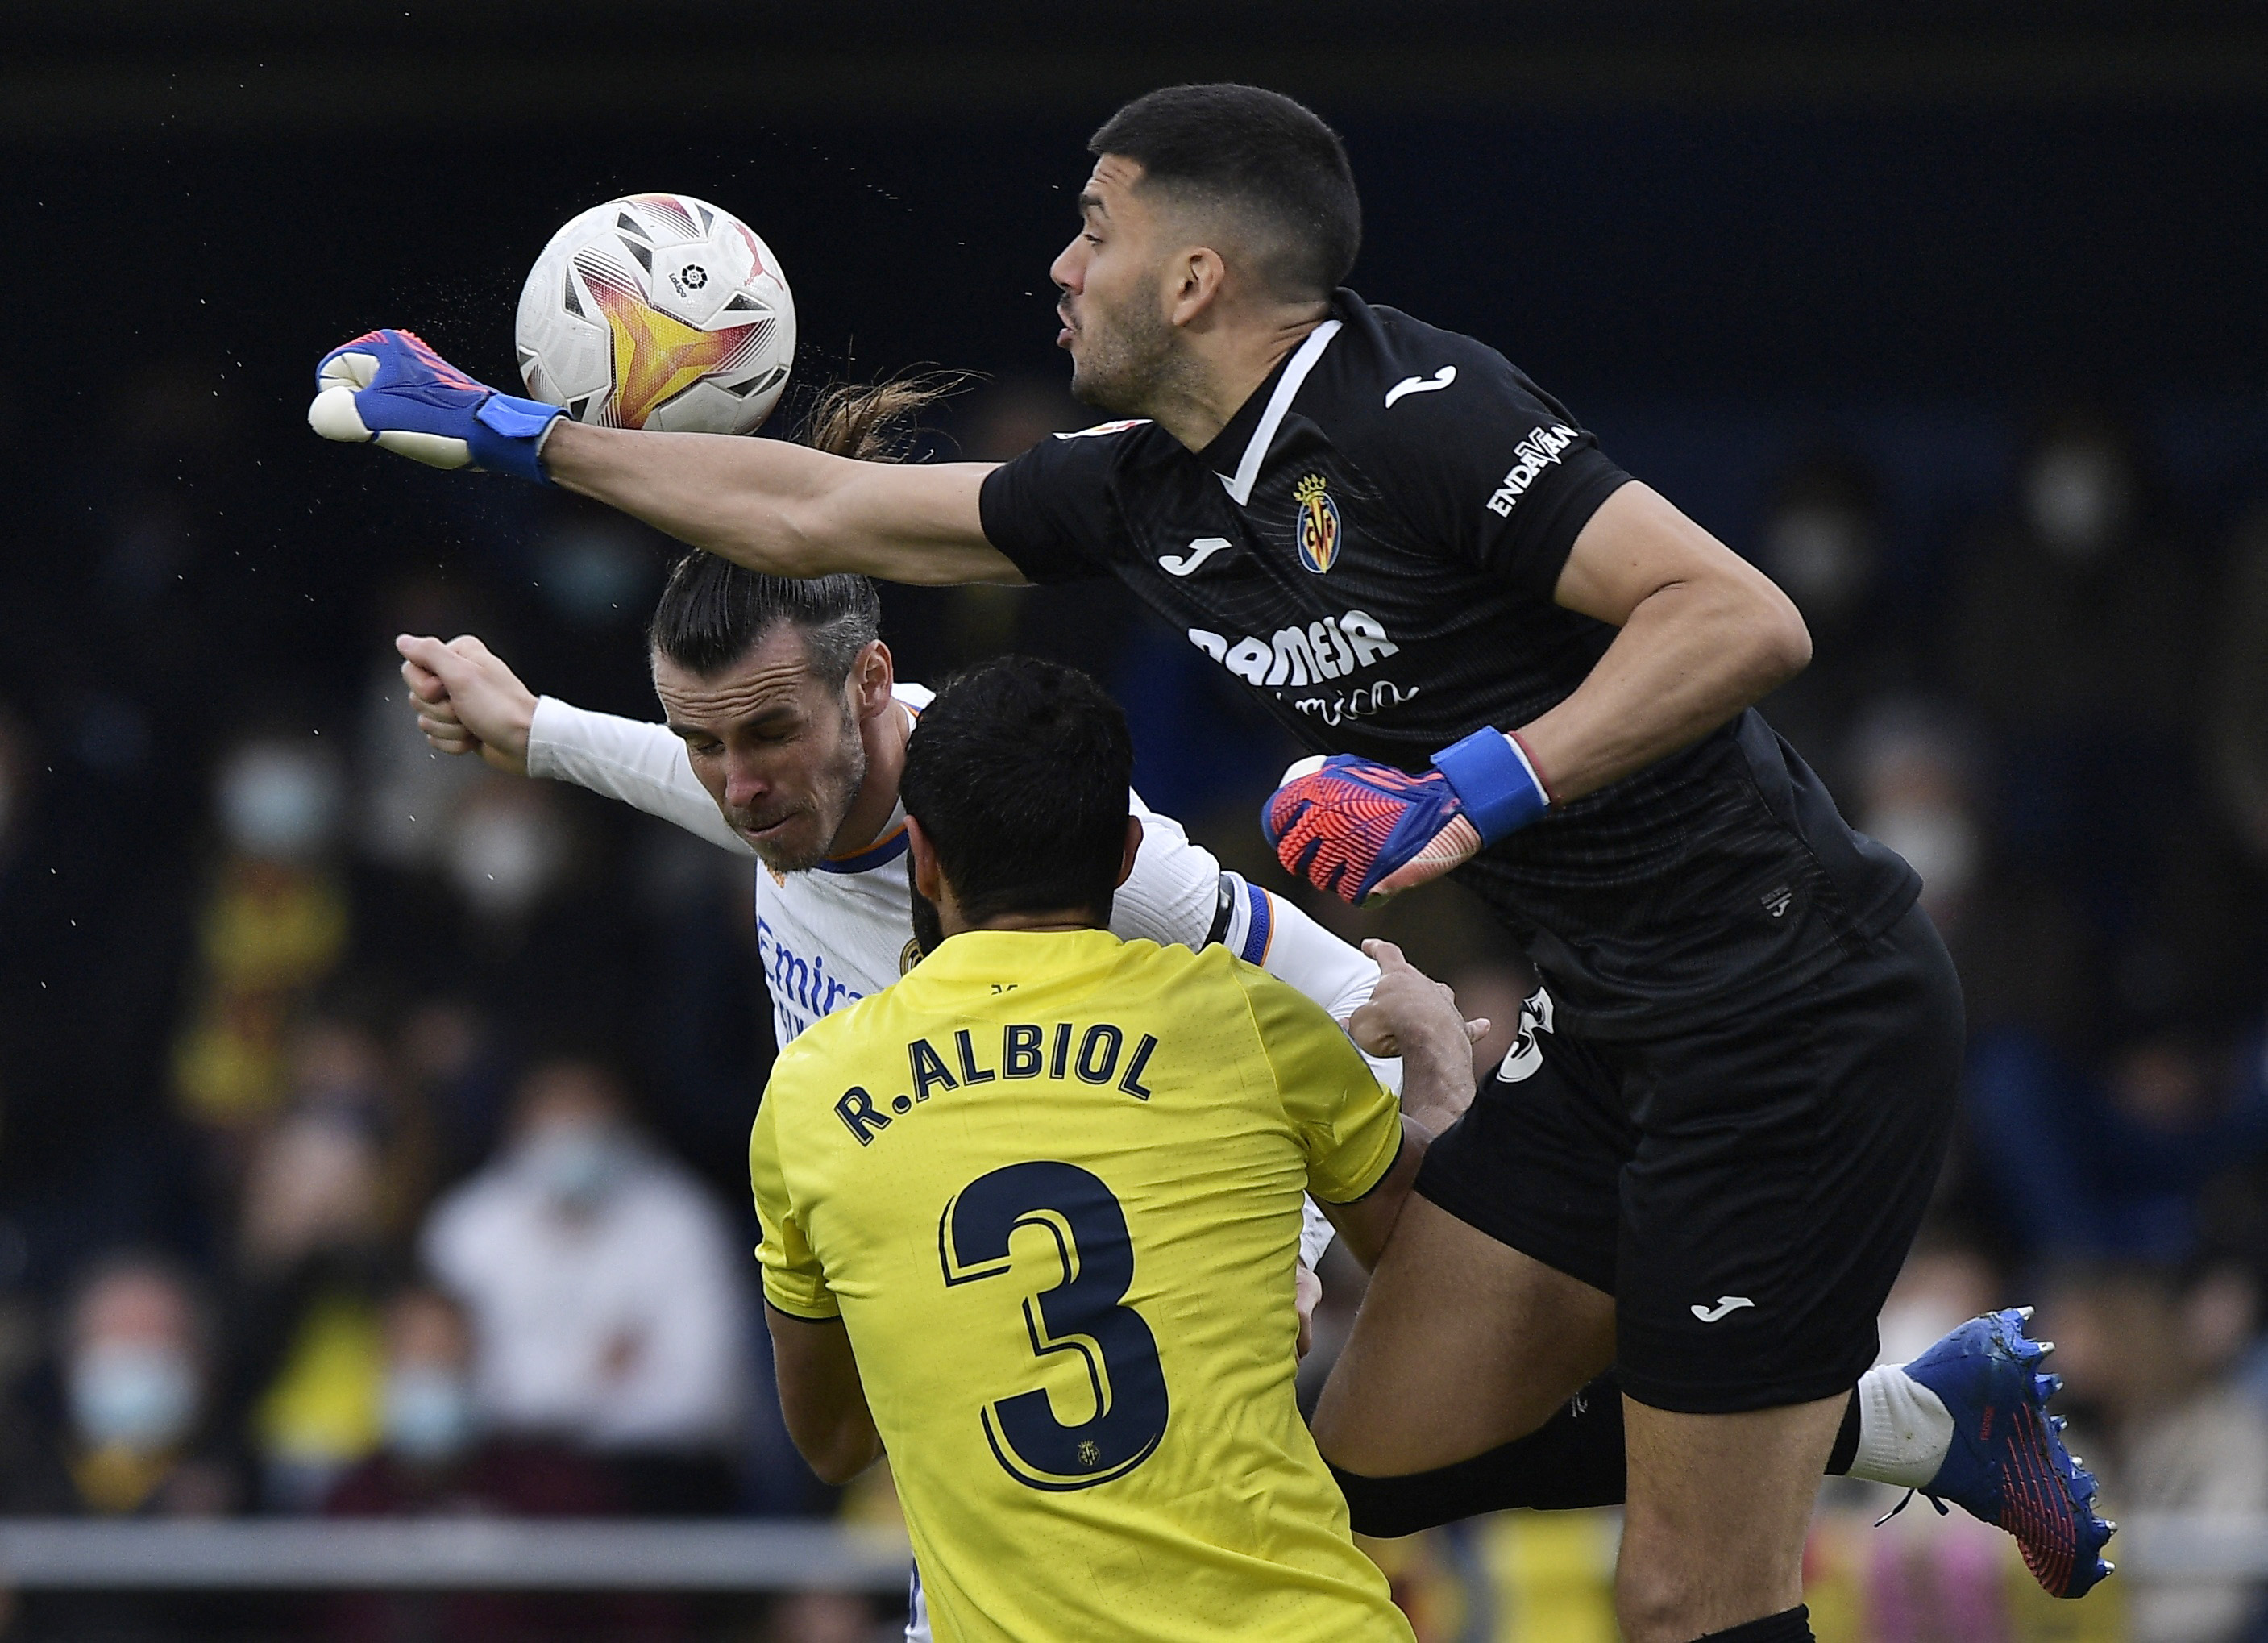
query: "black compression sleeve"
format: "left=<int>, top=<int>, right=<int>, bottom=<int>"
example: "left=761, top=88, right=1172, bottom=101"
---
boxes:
left=1826, top=1389, right=1862, bottom=1476
left=1328, top=1375, right=1628, bottom=1536
left=1693, top=1608, right=1813, bottom=1643
left=1329, top=1379, right=1868, bottom=1537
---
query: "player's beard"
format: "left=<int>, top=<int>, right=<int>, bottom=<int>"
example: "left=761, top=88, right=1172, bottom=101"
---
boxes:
left=907, top=884, right=945, bottom=963
left=1067, top=285, right=1181, bottom=417
left=745, top=705, right=869, bottom=875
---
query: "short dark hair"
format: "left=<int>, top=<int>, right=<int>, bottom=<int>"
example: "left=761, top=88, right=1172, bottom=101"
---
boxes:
left=648, top=559, right=879, bottom=684
left=647, top=377, right=956, bottom=682
left=899, top=657, right=1133, bottom=925
left=1090, top=83, right=1360, bottom=301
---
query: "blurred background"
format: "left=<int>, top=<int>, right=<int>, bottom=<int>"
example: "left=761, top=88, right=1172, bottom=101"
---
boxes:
left=5, top=2, right=2268, bottom=1637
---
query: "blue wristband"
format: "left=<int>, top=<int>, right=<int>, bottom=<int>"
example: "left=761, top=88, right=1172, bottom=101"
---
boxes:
left=467, top=394, right=565, bottom=484
left=1431, top=728, right=1550, bottom=844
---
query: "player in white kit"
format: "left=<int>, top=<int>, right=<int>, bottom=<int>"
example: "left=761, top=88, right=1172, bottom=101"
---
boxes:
left=395, top=382, right=1429, bottom=1641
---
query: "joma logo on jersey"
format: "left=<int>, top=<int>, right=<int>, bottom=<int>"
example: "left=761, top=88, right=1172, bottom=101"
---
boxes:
left=1293, top=472, right=1342, bottom=574
left=1186, top=609, right=1399, bottom=688
left=1485, top=424, right=1581, bottom=517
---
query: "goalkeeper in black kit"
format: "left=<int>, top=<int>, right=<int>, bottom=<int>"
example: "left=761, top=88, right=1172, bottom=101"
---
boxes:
left=311, top=82, right=2112, bottom=1643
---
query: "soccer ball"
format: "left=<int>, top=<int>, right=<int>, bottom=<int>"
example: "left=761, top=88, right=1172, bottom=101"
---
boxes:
left=514, top=193, right=795, bottom=434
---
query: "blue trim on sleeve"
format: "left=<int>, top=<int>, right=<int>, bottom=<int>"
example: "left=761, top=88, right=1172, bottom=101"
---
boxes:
left=1238, top=881, right=1273, bottom=966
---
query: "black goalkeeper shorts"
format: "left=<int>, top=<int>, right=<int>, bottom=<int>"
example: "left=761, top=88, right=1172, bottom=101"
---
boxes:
left=1414, top=901, right=1963, bottom=1415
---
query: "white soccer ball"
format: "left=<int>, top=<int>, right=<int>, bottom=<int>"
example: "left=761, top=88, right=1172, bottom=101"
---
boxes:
left=514, top=193, right=795, bottom=434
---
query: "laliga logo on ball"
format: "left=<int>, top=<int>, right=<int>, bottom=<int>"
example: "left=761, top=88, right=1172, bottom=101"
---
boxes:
left=1294, top=472, right=1341, bottom=575
left=515, top=193, right=796, bottom=435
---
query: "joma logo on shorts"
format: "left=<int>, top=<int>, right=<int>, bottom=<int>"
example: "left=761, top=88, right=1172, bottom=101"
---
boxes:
left=1485, top=424, right=1580, bottom=517
left=1186, top=609, right=1399, bottom=688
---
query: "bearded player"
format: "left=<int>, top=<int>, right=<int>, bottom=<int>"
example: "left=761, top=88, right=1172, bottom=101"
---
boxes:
left=313, top=83, right=2112, bottom=1643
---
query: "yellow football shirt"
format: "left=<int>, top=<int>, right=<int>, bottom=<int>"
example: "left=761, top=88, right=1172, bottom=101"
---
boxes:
left=750, top=926, right=1414, bottom=1643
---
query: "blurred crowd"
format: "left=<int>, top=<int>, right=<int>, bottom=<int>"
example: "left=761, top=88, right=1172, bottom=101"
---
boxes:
left=3, top=369, right=2268, bottom=1642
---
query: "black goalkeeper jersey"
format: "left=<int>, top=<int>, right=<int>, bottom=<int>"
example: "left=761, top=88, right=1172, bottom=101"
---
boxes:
left=979, top=289, right=1918, bottom=1039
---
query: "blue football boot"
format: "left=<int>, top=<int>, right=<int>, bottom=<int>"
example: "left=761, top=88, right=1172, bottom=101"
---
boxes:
left=1902, top=1307, right=2116, bottom=1597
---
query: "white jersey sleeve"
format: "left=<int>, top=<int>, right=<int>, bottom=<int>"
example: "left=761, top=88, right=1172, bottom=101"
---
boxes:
left=1108, top=792, right=1227, bottom=947
left=1113, top=797, right=1381, bottom=1031
left=525, top=697, right=753, bottom=857
left=1110, top=792, right=1399, bottom=1270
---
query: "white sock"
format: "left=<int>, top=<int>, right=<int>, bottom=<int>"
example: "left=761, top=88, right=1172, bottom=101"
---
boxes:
left=1848, top=1363, right=1955, bottom=1490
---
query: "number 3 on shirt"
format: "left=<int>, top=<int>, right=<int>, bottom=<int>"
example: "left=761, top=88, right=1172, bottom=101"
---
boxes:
left=939, top=1160, right=1169, bottom=1490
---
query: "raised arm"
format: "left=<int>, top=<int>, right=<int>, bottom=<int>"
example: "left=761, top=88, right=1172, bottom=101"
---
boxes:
left=397, top=633, right=752, bottom=854
left=540, top=422, right=1024, bottom=585
left=308, top=328, right=1021, bottom=585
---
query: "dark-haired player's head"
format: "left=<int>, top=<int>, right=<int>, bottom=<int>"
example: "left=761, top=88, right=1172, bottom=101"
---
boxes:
left=1056, top=84, right=1360, bottom=414
left=650, top=558, right=888, bottom=873
left=899, top=656, right=1140, bottom=952
left=646, top=381, right=945, bottom=872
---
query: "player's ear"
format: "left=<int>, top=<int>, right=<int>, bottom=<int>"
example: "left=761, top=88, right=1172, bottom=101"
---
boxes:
left=1167, top=247, right=1227, bottom=329
left=849, top=640, right=894, bottom=721
left=1115, top=816, right=1144, bottom=888
left=906, top=815, right=946, bottom=902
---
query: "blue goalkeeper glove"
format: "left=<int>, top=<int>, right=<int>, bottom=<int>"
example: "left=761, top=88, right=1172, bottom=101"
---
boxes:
left=307, top=329, right=562, bottom=483
left=1263, top=728, right=1551, bottom=904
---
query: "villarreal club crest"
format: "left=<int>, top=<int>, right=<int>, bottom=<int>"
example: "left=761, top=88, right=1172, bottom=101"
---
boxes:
left=1293, top=472, right=1342, bottom=574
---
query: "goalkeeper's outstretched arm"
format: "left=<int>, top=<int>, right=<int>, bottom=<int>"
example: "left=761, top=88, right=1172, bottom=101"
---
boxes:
left=542, top=421, right=1021, bottom=587
left=309, top=329, right=1019, bottom=586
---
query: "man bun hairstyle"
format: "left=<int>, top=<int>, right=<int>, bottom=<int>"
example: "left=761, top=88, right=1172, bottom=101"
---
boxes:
left=1090, top=83, right=1360, bottom=302
left=648, top=376, right=957, bottom=683
left=899, top=656, right=1135, bottom=927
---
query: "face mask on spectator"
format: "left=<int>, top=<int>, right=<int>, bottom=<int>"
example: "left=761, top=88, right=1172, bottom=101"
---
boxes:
left=521, top=1122, right=632, bottom=1209
left=218, top=745, right=343, bottom=861
left=2024, top=442, right=2131, bottom=566
left=384, top=1366, right=479, bottom=1462
left=1863, top=801, right=1979, bottom=910
left=1763, top=502, right=1873, bottom=625
left=446, top=800, right=567, bottom=917
left=69, top=1342, right=198, bottom=1452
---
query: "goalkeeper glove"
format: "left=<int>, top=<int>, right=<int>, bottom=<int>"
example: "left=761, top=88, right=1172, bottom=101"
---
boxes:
left=307, top=329, right=561, bottom=482
left=1262, top=728, right=1551, bottom=904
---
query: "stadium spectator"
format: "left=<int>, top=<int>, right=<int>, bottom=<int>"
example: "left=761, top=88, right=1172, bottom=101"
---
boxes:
left=1847, top=701, right=2096, bottom=1050
left=396, top=995, right=521, bottom=1185
left=1751, top=451, right=1904, bottom=790
left=2041, top=1264, right=2268, bottom=1642
left=169, top=736, right=351, bottom=1161
left=318, top=1283, right=656, bottom=1643
left=1947, top=410, right=2207, bottom=949
left=1846, top=703, right=1984, bottom=931
left=422, top=1057, right=752, bottom=1512
left=38, top=1253, right=242, bottom=1517
left=1967, top=1021, right=2268, bottom=1265
left=226, top=1013, right=438, bottom=1510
